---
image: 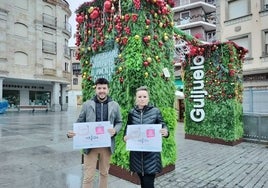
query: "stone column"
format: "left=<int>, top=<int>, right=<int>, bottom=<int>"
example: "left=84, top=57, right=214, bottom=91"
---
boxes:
left=51, top=82, right=61, bottom=112
left=0, top=78, right=3, bottom=101
left=61, top=84, right=68, bottom=111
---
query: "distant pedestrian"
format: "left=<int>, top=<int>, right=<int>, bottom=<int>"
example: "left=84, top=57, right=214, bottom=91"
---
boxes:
left=67, top=78, right=122, bottom=188
left=124, top=86, right=169, bottom=188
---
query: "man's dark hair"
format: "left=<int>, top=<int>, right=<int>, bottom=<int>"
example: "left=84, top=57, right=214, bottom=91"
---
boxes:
left=95, top=78, right=109, bottom=86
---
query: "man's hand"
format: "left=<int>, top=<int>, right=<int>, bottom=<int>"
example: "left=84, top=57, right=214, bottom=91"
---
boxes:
left=108, top=128, right=116, bottom=137
left=67, top=131, right=76, bottom=138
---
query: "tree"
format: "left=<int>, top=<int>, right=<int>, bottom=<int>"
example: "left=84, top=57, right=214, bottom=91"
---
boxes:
left=75, top=0, right=177, bottom=170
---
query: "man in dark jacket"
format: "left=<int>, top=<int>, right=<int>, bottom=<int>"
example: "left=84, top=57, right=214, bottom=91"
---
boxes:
left=67, top=78, right=122, bottom=188
left=124, top=86, right=169, bottom=188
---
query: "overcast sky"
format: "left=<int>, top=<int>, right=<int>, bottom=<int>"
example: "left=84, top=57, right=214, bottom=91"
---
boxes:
left=68, top=0, right=88, bottom=46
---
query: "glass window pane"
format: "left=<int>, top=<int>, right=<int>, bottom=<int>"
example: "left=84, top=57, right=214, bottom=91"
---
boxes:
left=229, top=0, right=248, bottom=19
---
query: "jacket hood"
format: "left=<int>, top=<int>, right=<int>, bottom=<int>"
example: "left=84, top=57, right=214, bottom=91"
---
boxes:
left=134, top=104, right=154, bottom=111
left=93, top=95, right=112, bottom=104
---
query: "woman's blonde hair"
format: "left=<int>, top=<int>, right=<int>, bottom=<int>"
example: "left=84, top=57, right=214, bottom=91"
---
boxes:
left=136, top=86, right=149, bottom=94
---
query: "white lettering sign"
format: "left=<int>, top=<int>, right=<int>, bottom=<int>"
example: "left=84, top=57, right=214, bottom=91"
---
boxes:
left=126, top=124, right=162, bottom=152
left=190, top=55, right=208, bottom=122
left=91, top=47, right=118, bottom=81
left=73, top=121, right=112, bottom=149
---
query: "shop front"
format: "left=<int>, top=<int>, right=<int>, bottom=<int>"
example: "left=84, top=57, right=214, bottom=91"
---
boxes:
left=1, top=78, right=68, bottom=112
left=175, top=79, right=184, bottom=122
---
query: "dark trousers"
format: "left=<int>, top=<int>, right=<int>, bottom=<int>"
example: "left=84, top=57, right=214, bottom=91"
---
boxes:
left=137, top=173, right=156, bottom=188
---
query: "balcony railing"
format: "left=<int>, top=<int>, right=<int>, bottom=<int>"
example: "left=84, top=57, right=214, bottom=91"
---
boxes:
left=64, top=22, right=72, bottom=34
left=42, top=40, right=57, bottom=54
left=264, top=44, right=268, bottom=56
left=64, top=45, right=71, bottom=58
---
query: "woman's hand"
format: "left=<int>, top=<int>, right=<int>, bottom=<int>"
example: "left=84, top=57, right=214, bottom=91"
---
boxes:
left=123, top=135, right=128, bottom=142
left=160, top=128, right=168, bottom=137
left=67, top=131, right=76, bottom=138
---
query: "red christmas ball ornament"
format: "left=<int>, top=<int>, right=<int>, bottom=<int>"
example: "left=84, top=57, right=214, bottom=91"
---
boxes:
left=119, top=77, right=124, bottom=83
left=133, top=0, right=141, bottom=10
left=161, top=6, right=168, bottom=14
left=104, top=0, right=112, bottom=12
left=229, top=69, right=236, bottom=77
left=76, top=14, right=84, bottom=24
left=90, top=9, right=99, bottom=20
left=143, top=61, right=149, bottom=67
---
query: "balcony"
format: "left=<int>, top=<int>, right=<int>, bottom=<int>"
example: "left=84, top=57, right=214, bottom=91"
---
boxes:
left=62, top=71, right=72, bottom=80
left=63, top=22, right=72, bottom=36
left=173, top=1, right=216, bottom=14
left=175, top=19, right=216, bottom=32
left=43, top=68, right=56, bottom=76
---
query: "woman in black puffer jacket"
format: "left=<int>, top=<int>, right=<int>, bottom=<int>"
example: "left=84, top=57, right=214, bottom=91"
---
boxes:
left=124, top=86, right=169, bottom=188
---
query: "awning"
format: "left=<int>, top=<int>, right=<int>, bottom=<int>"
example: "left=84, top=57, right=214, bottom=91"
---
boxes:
left=175, top=79, right=184, bottom=89
left=175, top=90, right=184, bottom=99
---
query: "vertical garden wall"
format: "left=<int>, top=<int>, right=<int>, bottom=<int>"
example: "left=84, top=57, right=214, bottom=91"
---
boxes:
left=75, top=0, right=177, bottom=173
left=183, top=42, right=248, bottom=145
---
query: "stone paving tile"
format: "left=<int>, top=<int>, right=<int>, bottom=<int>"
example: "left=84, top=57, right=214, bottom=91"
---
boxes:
left=0, top=110, right=268, bottom=188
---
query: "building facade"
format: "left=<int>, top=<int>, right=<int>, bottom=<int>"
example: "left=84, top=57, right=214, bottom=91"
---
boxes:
left=172, top=0, right=216, bottom=121
left=68, top=47, right=82, bottom=108
left=217, top=0, right=268, bottom=113
left=0, top=0, right=72, bottom=111
left=172, top=0, right=216, bottom=89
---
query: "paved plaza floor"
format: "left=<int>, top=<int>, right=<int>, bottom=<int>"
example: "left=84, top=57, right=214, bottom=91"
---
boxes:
left=0, top=108, right=267, bottom=188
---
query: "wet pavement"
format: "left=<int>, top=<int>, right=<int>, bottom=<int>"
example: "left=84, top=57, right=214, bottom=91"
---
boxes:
left=0, top=108, right=268, bottom=188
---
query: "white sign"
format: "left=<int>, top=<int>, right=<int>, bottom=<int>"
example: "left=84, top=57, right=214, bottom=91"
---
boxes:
left=126, top=124, right=162, bottom=152
left=73, top=121, right=112, bottom=149
left=190, top=55, right=207, bottom=122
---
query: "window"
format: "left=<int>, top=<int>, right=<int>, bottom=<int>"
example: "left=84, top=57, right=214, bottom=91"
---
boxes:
left=206, top=0, right=216, bottom=5
left=73, top=78, right=78, bottom=85
left=180, top=0, right=190, bottom=6
left=3, top=90, right=20, bottom=107
left=229, top=35, right=250, bottom=58
left=180, top=11, right=190, bottom=25
left=228, top=0, right=250, bottom=20
left=72, top=63, right=81, bottom=75
left=263, top=0, right=268, bottom=10
left=14, top=51, right=28, bottom=65
left=183, top=29, right=191, bottom=35
left=64, top=39, right=70, bottom=57
left=263, top=30, right=268, bottom=56
left=206, top=31, right=216, bottom=42
left=29, top=91, right=50, bottom=105
left=73, top=50, right=76, bottom=57
left=14, top=23, right=28, bottom=37
left=64, top=62, right=69, bottom=71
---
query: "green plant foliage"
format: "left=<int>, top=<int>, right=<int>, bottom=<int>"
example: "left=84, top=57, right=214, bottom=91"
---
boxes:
left=183, top=42, right=248, bottom=141
left=75, top=0, right=178, bottom=169
left=159, top=107, right=178, bottom=166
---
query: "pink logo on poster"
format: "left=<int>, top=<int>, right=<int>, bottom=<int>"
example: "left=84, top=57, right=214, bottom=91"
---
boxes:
left=146, top=129, right=155, bottom=138
left=95, top=126, right=104, bottom=134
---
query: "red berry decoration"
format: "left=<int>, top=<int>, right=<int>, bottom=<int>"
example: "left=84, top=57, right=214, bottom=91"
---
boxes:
left=133, top=0, right=141, bottom=10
